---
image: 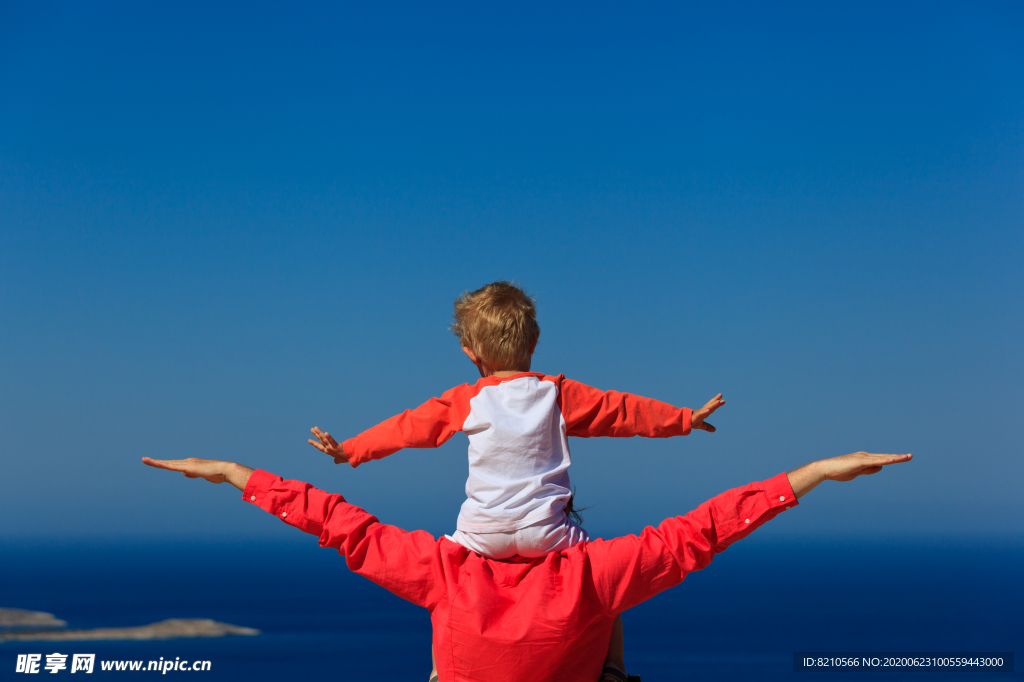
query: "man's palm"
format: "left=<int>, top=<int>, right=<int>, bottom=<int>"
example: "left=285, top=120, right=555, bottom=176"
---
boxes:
left=824, top=452, right=912, bottom=481
left=142, top=457, right=228, bottom=483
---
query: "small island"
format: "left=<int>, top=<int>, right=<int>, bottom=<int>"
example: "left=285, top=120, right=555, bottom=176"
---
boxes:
left=0, top=609, right=259, bottom=642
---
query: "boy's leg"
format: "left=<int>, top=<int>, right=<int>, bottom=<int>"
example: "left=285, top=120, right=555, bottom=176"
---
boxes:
left=428, top=646, right=437, bottom=681
left=600, top=615, right=626, bottom=681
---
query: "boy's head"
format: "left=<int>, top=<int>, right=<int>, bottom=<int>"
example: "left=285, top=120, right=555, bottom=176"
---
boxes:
left=451, top=281, right=540, bottom=373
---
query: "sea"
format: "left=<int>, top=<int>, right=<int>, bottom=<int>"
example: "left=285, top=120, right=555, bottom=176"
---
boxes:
left=2, top=536, right=1020, bottom=681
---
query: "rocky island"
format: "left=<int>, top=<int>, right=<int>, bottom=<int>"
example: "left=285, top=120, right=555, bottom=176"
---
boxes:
left=0, top=609, right=259, bottom=642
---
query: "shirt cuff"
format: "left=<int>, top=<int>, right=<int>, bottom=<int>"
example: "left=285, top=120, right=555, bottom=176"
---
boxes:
left=712, top=472, right=799, bottom=550
left=242, top=469, right=322, bottom=535
left=763, top=472, right=799, bottom=512
left=341, top=438, right=362, bottom=468
left=681, top=407, right=693, bottom=435
left=241, top=469, right=280, bottom=513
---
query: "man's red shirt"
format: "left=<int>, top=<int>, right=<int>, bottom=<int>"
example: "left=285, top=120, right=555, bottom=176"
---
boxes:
left=243, top=470, right=797, bottom=682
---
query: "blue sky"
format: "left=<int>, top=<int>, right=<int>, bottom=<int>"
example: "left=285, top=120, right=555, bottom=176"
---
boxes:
left=1, top=1, right=1021, bottom=542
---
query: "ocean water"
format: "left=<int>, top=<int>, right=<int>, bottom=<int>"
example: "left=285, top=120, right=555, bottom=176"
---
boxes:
left=1, top=536, right=1020, bottom=680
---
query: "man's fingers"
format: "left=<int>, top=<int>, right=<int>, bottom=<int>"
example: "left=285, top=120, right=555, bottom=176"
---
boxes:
left=827, top=453, right=913, bottom=481
left=142, top=457, right=214, bottom=480
left=142, top=457, right=184, bottom=472
left=308, top=439, right=328, bottom=453
left=700, top=421, right=716, bottom=432
left=862, top=453, right=913, bottom=464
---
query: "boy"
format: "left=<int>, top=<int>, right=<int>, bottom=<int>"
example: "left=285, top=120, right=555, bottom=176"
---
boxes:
left=308, top=281, right=725, bottom=681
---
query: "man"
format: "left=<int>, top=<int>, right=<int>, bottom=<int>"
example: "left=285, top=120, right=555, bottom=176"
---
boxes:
left=142, top=451, right=911, bottom=681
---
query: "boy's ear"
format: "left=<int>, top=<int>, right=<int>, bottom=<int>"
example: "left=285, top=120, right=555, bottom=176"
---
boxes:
left=462, top=346, right=482, bottom=365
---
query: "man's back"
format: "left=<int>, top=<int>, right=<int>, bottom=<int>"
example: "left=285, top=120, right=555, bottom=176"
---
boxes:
left=240, top=468, right=797, bottom=681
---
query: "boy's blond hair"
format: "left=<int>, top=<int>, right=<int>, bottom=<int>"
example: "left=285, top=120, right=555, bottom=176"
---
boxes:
left=451, top=281, right=540, bottom=371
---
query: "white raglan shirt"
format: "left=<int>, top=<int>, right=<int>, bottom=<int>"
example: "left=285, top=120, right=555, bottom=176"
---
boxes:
left=341, top=372, right=693, bottom=533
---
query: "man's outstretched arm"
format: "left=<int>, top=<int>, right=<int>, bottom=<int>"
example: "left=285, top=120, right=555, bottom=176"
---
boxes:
left=586, top=451, right=913, bottom=615
left=141, top=457, right=445, bottom=610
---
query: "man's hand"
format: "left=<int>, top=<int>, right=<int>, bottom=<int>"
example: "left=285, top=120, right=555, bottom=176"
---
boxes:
left=691, top=393, right=725, bottom=432
left=142, top=457, right=254, bottom=492
left=788, top=452, right=913, bottom=499
left=309, top=427, right=348, bottom=464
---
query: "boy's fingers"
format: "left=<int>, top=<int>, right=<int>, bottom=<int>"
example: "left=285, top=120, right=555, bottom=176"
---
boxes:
left=308, top=439, right=327, bottom=452
left=701, top=422, right=715, bottom=432
left=700, top=395, right=725, bottom=414
left=310, top=427, right=342, bottom=448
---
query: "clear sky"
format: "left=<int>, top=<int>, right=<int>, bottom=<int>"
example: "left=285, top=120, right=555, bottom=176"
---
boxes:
left=1, top=1, right=1021, bottom=543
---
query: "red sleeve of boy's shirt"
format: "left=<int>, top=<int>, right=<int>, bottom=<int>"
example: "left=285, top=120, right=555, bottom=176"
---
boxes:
left=242, top=469, right=446, bottom=610
left=341, top=383, right=476, bottom=468
left=555, top=376, right=692, bottom=439
left=584, top=472, right=797, bottom=615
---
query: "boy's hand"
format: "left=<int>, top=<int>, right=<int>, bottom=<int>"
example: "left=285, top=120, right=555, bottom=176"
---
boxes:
left=309, top=427, right=348, bottom=464
left=691, top=393, right=725, bottom=432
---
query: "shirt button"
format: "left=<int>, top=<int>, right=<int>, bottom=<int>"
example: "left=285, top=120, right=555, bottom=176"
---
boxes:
left=780, top=496, right=786, bottom=501
left=250, top=496, right=256, bottom=501
left=744, top=519, right=750, bottom=524
left=281, top=512, right=287, bottom=518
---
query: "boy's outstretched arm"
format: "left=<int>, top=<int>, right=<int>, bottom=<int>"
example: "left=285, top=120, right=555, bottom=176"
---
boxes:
left=306, top=383, right=475, bottom=468
left=559, top=377, right=725, bottom=439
